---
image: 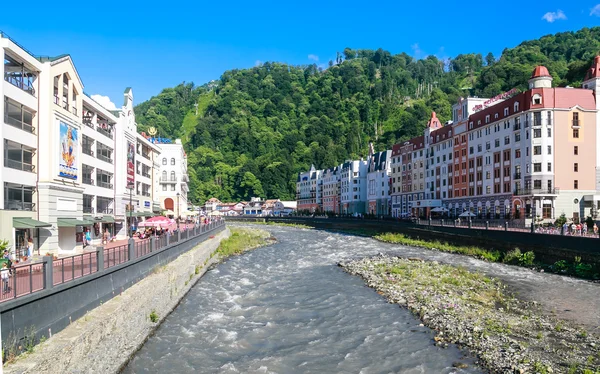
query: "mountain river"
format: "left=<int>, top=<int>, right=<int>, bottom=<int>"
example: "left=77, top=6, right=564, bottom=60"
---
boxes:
left=124, top=225, right=600, bottom=373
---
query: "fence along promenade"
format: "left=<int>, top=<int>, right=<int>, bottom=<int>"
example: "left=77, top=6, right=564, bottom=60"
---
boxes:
left=0, top=221, right=224, bottom=303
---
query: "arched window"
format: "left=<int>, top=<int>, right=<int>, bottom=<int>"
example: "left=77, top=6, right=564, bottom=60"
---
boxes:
left=171, top=158, right=175, bottom=165
left=170, top=171, right=176, bottom=181
left=162, top=171, right=167, bottom=180
left=162, top=158, right=167, bottom=165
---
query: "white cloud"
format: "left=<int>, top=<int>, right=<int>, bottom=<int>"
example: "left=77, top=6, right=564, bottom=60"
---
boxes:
left=308, top=54, right=319, bottom=62
left=411, top=43, right=424, bottom=59
left=542, top=10, right=567, bottom=22
left=590, top=4, right=600, bottom=16
left=90, top=94, right=117, bottom=110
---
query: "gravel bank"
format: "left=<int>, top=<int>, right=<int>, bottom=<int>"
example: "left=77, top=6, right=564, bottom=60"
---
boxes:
left=340, top=255, right=600, bottom=374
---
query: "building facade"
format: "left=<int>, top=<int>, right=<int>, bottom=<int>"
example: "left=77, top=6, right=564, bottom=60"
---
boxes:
left=366, top=145, right=392, bottom=216
left=155, top=138, right=189, bottom=219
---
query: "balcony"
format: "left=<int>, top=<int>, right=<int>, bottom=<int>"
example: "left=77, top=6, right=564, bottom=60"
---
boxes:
left=82, top=177, right=94, bottom=185
left=514, top=187, right=559, bottom=196
left=4, top=159, right=34, bottom=172
left=142, top=171, right=151, bottom=178
left=96, top=180, right=113, bottom=189
left=513, top=173, right=521, bottom=179
left=97, top=153, right=113, bottom=164
left=142, top=192, right=151, bottom=197
left=96, top=126, right=113, bottom=139
left=83, top=207, right=94, bottom=214
left=82, top=147, right=94, bottom=156
left=97, top=207, right=114, bottom=215
left=3, top=57, right=37, bottom=97
left=4, top=200, right=35, bottom=211
left=141, top=152, right=150, bottom=160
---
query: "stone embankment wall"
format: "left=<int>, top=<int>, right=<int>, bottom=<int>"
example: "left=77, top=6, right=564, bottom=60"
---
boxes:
left=5, top=228, right=231, bottom=374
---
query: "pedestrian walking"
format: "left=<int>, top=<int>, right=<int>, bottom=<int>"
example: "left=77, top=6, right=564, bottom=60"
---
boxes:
left=26, top=238, right=33, bottom=258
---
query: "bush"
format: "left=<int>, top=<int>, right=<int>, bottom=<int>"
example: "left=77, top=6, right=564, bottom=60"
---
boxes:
left=552, top=260, right=569, bottom=272
left=503, top=248, right=522, bottom=264
left=554, top=213, right=567, bottom=227
left=519, top=251, right=535, bottom=267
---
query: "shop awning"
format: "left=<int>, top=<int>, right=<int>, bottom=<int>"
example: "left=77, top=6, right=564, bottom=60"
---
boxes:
left=101, top=216, right=115, bottom=223
left=57, top=218, right=92, bottom=227
left=13, top=217, right=52, bottom=229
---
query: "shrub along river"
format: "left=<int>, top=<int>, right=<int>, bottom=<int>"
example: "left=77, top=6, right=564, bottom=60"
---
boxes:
left=124, top=225, right=599, bottom=373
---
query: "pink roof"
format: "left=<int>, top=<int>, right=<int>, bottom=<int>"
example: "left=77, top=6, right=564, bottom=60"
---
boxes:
left=531, top=66, right=550, bottom=79
left=585, top=56, right=600, bottom=81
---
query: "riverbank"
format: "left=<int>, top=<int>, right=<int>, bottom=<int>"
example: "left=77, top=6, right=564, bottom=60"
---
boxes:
left=340, top=255, right=600, bottom=374
left=4, top=227, right=272, bottom=374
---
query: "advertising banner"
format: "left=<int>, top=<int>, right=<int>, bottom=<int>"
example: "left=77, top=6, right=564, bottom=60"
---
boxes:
left=127, top=141, right=135, bottom=188
left=59, top=122, right=78, bottom=180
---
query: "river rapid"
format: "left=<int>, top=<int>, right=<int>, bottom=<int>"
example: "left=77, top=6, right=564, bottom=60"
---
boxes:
left=124, top=225, right=600, bottom=373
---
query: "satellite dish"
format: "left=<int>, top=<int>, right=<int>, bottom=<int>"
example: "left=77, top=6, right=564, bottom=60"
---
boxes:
left=148, top=127, right=157, bottom=136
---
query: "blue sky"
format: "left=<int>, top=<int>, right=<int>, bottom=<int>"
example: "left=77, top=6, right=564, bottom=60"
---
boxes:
left=2, top=0, right=600, bottom=107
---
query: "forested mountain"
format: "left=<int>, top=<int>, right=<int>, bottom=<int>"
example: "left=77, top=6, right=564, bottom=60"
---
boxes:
left=134, top=27, right=600, bottom=203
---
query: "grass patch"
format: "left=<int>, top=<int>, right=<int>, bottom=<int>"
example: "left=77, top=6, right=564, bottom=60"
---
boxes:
left=216, top=228, right=270, bottom=257
left=149, top=310, right=159, bottom=323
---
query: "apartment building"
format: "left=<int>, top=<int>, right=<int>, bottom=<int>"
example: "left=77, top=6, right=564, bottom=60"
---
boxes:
left=339, top=159, right=367, bottom=215
left=321, top=166, right=339, bottom=213
left=366, top=145, right=392, bottom=216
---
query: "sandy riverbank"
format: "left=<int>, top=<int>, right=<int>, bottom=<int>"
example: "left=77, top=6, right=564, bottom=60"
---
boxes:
left=340, top=255, right=600, bottom=374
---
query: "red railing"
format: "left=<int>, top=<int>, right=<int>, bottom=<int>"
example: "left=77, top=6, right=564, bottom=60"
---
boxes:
left=0, top=262, right=45, bottom=302
left=135, top=239, right=152, bottom=258
left=53, top=252, right=98, bottom=286
left=104, top=244, right=129, bottom=269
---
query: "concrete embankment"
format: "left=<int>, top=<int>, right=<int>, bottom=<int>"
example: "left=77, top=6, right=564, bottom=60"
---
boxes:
left=340, top=255, right=600, bottom=374
left=5, top=227, right=239, bottom=374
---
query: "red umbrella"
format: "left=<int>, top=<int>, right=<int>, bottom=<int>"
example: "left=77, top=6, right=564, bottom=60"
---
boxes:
left=138, top=216, right=171, bottom=227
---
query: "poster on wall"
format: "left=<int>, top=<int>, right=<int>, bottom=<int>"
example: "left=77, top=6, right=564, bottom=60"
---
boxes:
left=127, top=141, right=135, bottom=188
left=59, top=122, right=78, bottom=180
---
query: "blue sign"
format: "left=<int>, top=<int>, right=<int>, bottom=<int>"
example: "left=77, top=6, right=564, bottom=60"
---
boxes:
left=144, top=201, right=150, bottom=208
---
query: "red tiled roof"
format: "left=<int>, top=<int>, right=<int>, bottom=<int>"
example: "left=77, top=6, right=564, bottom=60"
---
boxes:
left=531, top=66, right=550, bottom=79
left=430, top=125, right=453, bottom=144
left=410, top=136, right=425, bottom=150
left=391, top=143, right=402, bottom=156
left=585, top=56, right=600, bottom=81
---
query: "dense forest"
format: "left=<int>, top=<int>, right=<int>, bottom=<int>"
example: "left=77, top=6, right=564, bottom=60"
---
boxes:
left=134, top=27, right=600, bottom=203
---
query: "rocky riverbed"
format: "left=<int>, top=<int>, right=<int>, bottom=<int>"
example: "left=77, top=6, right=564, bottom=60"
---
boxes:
left=340, top=255, right=600, bottom=374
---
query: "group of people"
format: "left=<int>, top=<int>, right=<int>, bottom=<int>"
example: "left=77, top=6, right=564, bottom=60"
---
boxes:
left=134, top=226, right=171, bottom=239
left=561, top=222, right=599, bottom=237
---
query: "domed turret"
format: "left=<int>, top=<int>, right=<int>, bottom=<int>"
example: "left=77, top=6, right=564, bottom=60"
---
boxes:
left=529, top=66, right=552, bottom=89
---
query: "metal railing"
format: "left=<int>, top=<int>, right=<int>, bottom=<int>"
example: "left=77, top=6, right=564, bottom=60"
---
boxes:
left=141, top=152, right=150, bottom=160
left=82, top=147, right=94, bottom=156
left=4, top=114, right=35, bottom=134
left=83, top=177, right=94, bottom=185
left=4, top=73, right=36, bottom=96
left=83, top=207, right=94, bottom=214
left=4, top=159, right=34, bottom=172
left=96, top=126, right=113, bottom=139
left=53, top=252, right=98, bottom=285
left=97, top=153, right=113, bottom=164
left=97, top=180, right=113, bottom=189
left=4, top=200, right=35, bottom=211
left=514, top=187, right=559, bottom=196
left=97, top=207, right=114, bottom=215
left=135, top=239, right=152, bottom=258
left=104, top=244, right=129, bottom=269
left=0, top=220, right=225, bottom=304
left=0, top=262, right=45, bottom=302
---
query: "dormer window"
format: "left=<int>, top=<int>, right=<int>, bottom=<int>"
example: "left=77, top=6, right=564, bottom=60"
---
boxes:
left=494, top=113, right=498, bottom=119
left=504, top=108, right=509, bottom=116
left=485, top=115, right=490, bottom=123
left=477, top=120, right=481, bottom=125
left=532, top=94, right=542, bottom=105
left=514, top=102, right=519, bottom=112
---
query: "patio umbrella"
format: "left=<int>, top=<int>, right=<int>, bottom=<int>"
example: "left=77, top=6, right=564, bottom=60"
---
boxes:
left=138, top=216, right=171, bottom=227
left=459, top=211, right=476, bottom=218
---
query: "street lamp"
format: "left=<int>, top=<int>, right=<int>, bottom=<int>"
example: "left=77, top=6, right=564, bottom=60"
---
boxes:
left=176, top=192, right=180, bottom=231
left=127, top=183, right=134, bottom=239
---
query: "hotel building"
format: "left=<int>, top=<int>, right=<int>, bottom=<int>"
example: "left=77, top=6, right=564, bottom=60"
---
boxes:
left=339, top=159, right=367, bottom=215
left=321, top=166, right=339, bottom=213
left=366, top=145, right=392, bottom=216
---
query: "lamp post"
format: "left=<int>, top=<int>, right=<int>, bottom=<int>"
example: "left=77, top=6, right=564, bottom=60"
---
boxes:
left=127, top=183, right=134, bottom=239
left=176, top=192, right=180, bottom=231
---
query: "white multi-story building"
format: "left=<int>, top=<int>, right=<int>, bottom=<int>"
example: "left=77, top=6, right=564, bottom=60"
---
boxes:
left=321, top=166, right=339, bottom=213
left=339, top=159, right=367, bottom=215
left=366, top=145, right=392, bottom=216
left=155, top=138, right=189, bottom=219
left=81, top=94, right=118, bottom=242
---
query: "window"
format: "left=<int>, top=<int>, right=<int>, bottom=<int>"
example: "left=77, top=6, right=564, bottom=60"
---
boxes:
left=171, top=184, right=176, bottom=191
left=504, top=136, right=510, bottom=145
left=547, top=127, right=551, bottom=137
left=574, top=163, right=578, bottom=172
left=170, top=171, right=176, bottom=181
left=574, top=146, right=578, bottom=155
left=486, top=142, right=490, bottom=150
left=495, top=139, right=500, bottom=148
left=542, top=204, right=552, bottom=219
left=533, top=146, right=541, bottom=155
left=162, top=171, right=167, bottom=180
left=534, top=180, right=542, bottom=189
left=514, top=102, right=519, bottom=112
left=171, top=158, right=176, bottom=165
left=533, top=163, right=541, bottom=172
left=574, top=180, right=578, bottom=189
left=162, top=184, right=167, bottom=191
left=547, top=146, right=551, bottom=155
left=573, top=112, right=579, bottom=127
left=547, top=163, right=551, bottom=172
left=515, top=133, right=520, bottom=142
left=533, top=129, right=542, bottom=138
left=4, top=97, right=35, bottom=133
left=162, top=158, right=167, bottom=165
left=573, top=129, right=579, bottom=138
